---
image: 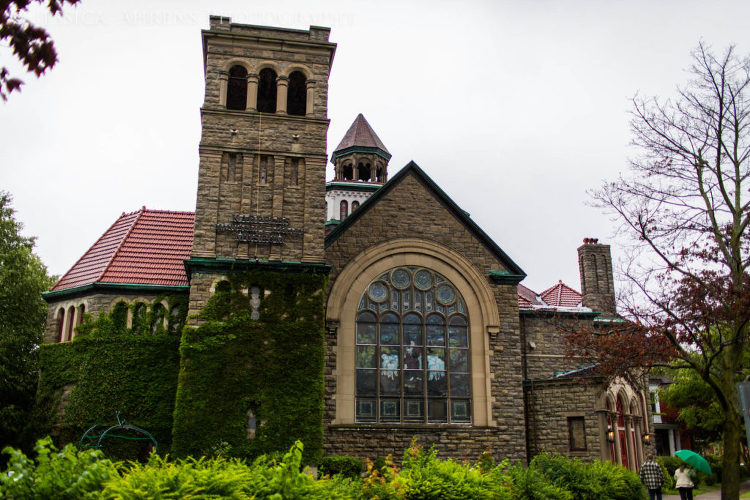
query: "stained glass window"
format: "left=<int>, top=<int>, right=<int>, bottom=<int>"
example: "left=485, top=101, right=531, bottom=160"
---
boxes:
left=355, top=267, right=471, bottom=423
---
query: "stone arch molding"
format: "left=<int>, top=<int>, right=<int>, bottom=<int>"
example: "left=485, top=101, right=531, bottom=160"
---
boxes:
left=327, top=238, right=500, bottom=426
left=327, top=238, right=500, bottom=331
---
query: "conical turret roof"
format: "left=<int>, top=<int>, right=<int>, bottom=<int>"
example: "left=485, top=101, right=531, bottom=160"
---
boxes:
left=332, top=114, right=391, bottom=162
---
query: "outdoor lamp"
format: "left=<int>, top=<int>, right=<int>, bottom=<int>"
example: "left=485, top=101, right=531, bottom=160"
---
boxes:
left=607, top=426, right=615, bottom=443
left=642, top=433, right=651, bottom=445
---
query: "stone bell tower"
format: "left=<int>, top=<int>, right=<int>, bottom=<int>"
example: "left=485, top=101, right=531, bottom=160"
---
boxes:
left=187, top=16, right=336, bottom=318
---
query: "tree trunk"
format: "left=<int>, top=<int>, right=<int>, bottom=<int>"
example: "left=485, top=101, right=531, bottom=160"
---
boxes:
left=720, top=376, right=742, bottom=500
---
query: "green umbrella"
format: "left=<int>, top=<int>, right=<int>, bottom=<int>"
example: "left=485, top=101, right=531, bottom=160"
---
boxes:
left=675, top=450, right=712, bottom=475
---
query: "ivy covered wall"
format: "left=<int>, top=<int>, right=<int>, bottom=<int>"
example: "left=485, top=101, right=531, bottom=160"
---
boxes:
left=171, top=268, right=327, bottom=463
left=32, top=296, right=188, bottom=453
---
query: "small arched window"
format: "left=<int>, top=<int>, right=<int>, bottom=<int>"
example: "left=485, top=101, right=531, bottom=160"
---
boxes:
left=358, top=162, right=371, bottom=181
left=132, top=302, right=147, bottom=333
left=151, top=303, right=166, bottom=334
left=342, top=163, right=354, bottom=180
left=168, top=305, right=184, bottom=335
left=111, top=301, right=129, bottom=331
left=226, top=65, right=248, bottom=110
left=66, top=305, right=76, bottom=341
left=340, top=200, right=348, bottom=219
left=352, top=200, right=360, bottom=211
left=287, top=71, right=307, bottom=116
left=56, top=308, right=65, bottom=343
left=376, top=165, right=384, bottom=182
left=257, top=68, right=277, bottom=113
left=77, top=304, right=86, bottom=326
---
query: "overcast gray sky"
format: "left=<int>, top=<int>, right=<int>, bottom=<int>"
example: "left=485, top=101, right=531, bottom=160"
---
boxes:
left=3, top=0, right=750, bottom=293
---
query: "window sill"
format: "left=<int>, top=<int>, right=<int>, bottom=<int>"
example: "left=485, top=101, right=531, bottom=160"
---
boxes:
left=328, top=423, right=494, bottom=430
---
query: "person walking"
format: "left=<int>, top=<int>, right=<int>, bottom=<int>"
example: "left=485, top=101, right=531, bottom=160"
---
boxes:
left=640, top=453, right=665, bottom=500
left=674, top=464, right=694, bottom=500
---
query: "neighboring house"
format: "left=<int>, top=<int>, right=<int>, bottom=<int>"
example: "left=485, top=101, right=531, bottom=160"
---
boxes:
left=40, top=16, right=652, bottom=469
left=649, top=375, right=693, bottom=456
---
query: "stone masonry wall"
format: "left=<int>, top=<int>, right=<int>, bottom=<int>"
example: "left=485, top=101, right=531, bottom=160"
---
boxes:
left=525, top=378, right=605, bottom=461
left=324, top=171, right=527, bottom=462
left=325, top=425, right=506, bottom=464
left=193, top=22, right=334, bottom=264
left=521, top=314, right=595, bottom=380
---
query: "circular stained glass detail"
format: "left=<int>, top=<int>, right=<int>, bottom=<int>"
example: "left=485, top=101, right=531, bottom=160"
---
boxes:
left=414, top=269, right=433, bottom=290
left=436, top=284, right=456, bottom=305
left=390, top=268, right=411, bottom=289
left=368, top=281, right=388, bottom=302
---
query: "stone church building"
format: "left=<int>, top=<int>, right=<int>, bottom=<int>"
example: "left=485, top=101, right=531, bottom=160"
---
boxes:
left=41, top=17, right=650, bottom=469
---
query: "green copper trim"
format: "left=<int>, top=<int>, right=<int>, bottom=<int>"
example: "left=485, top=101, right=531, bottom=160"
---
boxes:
left=43, top=283, right=189, bottom=301
left=331, top=145, right=392, bottom=163
left=326, top=182, right=382, bottom=193
left=488, top=269, right=526, bottom=285
left=593, top=316, right=627, bottom=324
left=518, top=308, right=600, bottom=318
left=184, top=257, right=331, bottom=279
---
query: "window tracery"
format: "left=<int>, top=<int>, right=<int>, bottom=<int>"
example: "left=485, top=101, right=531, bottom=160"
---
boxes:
left=355, top=266, right=470, bottom=424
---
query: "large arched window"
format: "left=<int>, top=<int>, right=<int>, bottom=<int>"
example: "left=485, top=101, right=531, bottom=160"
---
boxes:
left=287, top=70, right=307, bottom=116
left=257, top=68, right=277, bottom=113
left=355, top=267, right=470, bottom=424
left=226, top=65, right=248, bottom=110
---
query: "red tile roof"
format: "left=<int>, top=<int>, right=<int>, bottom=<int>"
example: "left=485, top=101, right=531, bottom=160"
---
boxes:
left=52, top=206, right=581, bottom=311
left=52, top=208, right=194, bottom=291
left=517, top=283, right=543, bottom=308
left=333, top=113, right=390, bottom=155
left=539, top=280, right=582, bottom=308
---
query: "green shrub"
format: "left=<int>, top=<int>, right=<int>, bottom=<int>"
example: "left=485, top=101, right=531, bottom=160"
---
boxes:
left=656, top=455, right=681, bottom=489
left=530, top=452, right=646, bottom=500
left=398, top=439, right=509, bottom=499
left=0, top=437, right=118, bottom=499
left=101, top=440, right=357, bottom=499
left=498, top=462, right=571, bottom=500
left=319, top=455, right=364, bottom=478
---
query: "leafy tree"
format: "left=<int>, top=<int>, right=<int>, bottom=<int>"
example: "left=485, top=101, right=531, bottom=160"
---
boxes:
left=659, top=366, right=725, bottom=446
left=568, top=44, right=750, bottom=499
left=0, top=192, right=55, bottom=452
left=1, top=0, right=80, bottom=100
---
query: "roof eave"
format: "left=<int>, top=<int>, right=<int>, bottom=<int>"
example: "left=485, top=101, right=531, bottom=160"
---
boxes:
left=331, top=145, right=392, bottom=163
left=325, top=161, right=526, bottom=278
left=43, top=282, right=190, bottom=302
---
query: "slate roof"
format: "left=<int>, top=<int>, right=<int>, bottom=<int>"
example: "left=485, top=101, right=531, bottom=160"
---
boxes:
left=331, top=113, right=391, bottom=161
left=51, top=208, right=194, bottom=292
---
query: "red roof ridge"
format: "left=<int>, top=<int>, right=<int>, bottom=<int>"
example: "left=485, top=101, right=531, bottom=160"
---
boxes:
left=539, top=280, right=582, bottom=308
left=98, top=209, right=146, bottom=284
left=51, top=211, right=140, bottom=291
left=138, top=208, right=195, bottom=215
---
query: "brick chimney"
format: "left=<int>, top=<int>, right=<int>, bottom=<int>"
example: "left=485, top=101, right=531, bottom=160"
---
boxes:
left=577, top=238, right=616, bottom=316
